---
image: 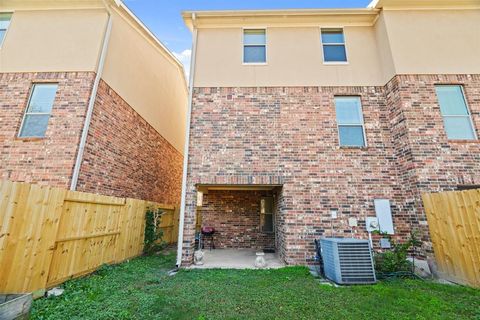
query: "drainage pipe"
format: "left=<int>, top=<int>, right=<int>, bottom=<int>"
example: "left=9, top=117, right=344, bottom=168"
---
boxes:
left=70, top=10, right=113, bottom=191
left=176, top=13, right=198, bottom=267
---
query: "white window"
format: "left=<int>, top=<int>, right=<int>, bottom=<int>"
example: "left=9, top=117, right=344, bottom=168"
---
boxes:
left=435, top=85, right=476, bottom=140
left=243, top=29, right=266, bottom=64
left=260, top=197, right=274, bottom=233
left=0, top=13, right=12, bottom=46
left=321, top=28, right=347, bottom=63
left=335, top=96, right=366, bottom=147
left=19, top=84, right=58, bottom=138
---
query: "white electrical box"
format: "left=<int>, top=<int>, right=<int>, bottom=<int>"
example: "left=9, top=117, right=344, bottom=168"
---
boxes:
left=374, top=199, right=394, bottom=235
left=348, top=217, right=358, bottom=227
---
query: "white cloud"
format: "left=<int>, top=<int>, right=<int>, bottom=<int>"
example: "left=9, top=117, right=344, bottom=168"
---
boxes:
left=173, top=49, right=192, bottom=80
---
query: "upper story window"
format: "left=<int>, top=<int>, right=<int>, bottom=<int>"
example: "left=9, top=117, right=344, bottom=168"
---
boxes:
left=335, top=96, right=366, bottom=147
left=321, top=28, right=347, bottom=63
left=243, top=29, right=266, bottom=64
left=19, top=83, right=58, bottom=138
left=0, top=13, right=12, bottom=46
left=435, top=85, right=476, bottom=140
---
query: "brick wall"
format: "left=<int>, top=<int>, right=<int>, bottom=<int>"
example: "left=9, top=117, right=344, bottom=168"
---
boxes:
left=386, top=74, right=480, bottom=252
left=200, top=190, right=276, bottom=250
left=181, top=74, right=480, bottom=265
left=0, top=72, right=95, bottom=188
left=76, top=80, right=183, bottom=204
left=183, top=86, right=400, bottom=264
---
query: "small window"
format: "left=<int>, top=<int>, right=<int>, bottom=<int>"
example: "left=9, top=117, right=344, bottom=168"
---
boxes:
left=243, top=29, right=266, bottom=64
left=335, top=96, right=366, bottom=147
left=0, top=13, right=12, bottom=46
left=260, top=197, right=274, bottom=233
left=435, top=85, right=476, bottom=140
left=321, top=28, right=347, bottom=63
left=19, top=84, right=58, bottom=138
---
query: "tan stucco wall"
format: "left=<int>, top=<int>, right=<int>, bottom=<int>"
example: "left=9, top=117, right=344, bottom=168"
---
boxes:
left=102, top=9, right=188, bottom=153
left=0, top=9, right=108, bottom=72
left=382, top=9, right=480, bottom=75
left=194, top=26, right=385, bottom=87
left=0, top=5, right=187, bottom=153
left=373, top=13, right=396, bottom=83
left=192, top=8, right=480, bottom=87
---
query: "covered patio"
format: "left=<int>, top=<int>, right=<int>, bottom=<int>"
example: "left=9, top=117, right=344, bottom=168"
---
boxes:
left=192, top=184, right=284, bottom=268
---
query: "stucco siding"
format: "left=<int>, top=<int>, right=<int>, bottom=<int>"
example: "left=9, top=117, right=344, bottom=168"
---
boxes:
left=194, top=26, right=385, bottom=87
left=102, top=9, right=188, bottom=153
left=383, top=9, right=480, bottom=75
left=0, top=9, right=107, bottom=72
left=191, top=8, right=480, bottom=88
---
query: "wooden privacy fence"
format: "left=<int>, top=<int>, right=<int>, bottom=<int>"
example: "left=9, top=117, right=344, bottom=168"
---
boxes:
left=147, top=202, right=180, bottom=244
left=422, top=189, right=480, bottom=288
left=0, top=180, right=179, bottom=294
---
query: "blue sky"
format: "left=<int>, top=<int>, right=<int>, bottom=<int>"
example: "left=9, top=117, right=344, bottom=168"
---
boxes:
left=123, top=0, right=370, bottom=73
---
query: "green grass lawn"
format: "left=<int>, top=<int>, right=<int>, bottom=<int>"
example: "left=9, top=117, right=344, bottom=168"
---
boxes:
left=31, top=252, right=480, bottom=320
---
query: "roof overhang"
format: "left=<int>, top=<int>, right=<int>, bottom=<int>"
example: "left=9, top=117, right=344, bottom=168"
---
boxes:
left=182, top=8, right=380, bottom=31
left=368, top=0, right=480, bottom=9
left=0, top=0, right=108, bottom=11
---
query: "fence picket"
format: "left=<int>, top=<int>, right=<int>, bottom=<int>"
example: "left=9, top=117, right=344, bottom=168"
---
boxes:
left=422, top=189, right=480, bottom=288
left=0, top=180, right=178, bottom=294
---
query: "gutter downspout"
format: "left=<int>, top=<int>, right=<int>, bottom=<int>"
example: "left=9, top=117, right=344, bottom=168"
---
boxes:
left=176, top=13, right=198, bottom=267
left=70, top=10, right=113, bottom=191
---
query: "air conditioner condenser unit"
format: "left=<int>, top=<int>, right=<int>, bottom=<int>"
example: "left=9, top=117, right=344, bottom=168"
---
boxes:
left=320, top=238, right=376, bottom=285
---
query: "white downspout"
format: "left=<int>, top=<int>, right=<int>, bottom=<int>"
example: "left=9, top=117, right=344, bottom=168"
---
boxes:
left=176, top=13, right=198, bottom=267
left=70, top=11, right=113, bottom=191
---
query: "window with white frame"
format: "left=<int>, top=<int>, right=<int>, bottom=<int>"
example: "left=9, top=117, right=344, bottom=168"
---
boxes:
left=435, top=85, right=476, bottom=140
left=335, top=96, right=366, bottom=147
left=260, top=197, right=274, bottom=233
left=243, top=29, right=266, bottom=63
left=19, top=84, right=58, bottom=138
left=321, top=28, right=347, bottom=63
left=0, top=13, right=12, bottom=46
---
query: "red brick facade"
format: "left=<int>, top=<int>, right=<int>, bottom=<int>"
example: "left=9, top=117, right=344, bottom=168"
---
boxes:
left=181, top=74, right=480, bottom=265
left=200, top=190, right=276, bottom=249
left=0, top=72, right=95, bottom=188
left=1, top=73, right=183, bottom=204
left=76, top=80, right=183, bottom=204
left=386, top=74, right=480, bottom=252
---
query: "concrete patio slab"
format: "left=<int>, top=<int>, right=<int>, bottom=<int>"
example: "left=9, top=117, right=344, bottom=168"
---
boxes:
left=189, top=249, right=285, bottom=269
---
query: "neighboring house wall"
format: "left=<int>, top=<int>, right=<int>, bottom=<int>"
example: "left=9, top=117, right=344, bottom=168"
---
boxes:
left=0, top=72, right=95, bottom=188
left=102, top=7, right=188, bottom=152
left=0, top=2, right=187, bottom=204
left=73, top=6, right=187, bottom=204
left=0, top=9, right=107, bottom=72
left=76, top=80, right=183, bottom=204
